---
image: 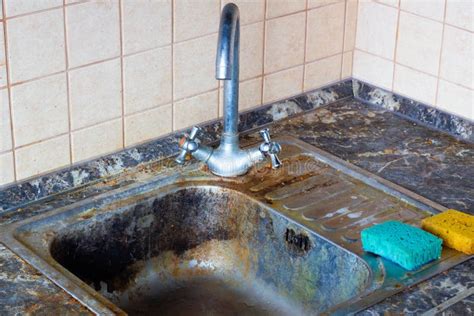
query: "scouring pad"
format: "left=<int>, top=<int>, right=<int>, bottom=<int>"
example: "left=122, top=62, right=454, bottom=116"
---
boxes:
left=361, top=221, right=442, bottom=270
left=422, top=209, right=474, bottom=255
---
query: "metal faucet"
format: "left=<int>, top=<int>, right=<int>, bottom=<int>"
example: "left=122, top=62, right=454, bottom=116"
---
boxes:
left=176, top=3, right=282, bottom=177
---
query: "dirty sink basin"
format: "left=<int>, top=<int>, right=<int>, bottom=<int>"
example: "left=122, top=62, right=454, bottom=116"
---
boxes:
left=48, top=186, right=369, bottom=315
left=1, top=136, right=470, bottom=315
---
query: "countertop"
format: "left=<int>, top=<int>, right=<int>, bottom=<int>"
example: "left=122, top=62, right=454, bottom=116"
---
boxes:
left=0, top=80, right=472, bottom=315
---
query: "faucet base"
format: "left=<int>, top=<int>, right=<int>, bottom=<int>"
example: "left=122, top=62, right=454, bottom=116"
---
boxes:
left=197, top=134, right=264, bottom=177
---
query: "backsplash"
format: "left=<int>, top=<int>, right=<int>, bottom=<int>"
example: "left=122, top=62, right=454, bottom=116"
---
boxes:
left=0, top=0, right=357, bottom=185
left=353, top=0, right=473, bottom=120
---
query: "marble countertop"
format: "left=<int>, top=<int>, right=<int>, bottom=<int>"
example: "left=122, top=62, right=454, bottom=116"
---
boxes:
left=0, top=81, right=472, bottom=315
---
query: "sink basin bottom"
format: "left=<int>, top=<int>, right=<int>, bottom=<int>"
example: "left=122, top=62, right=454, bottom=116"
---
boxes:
left=96, top=260, right=297, bottom=316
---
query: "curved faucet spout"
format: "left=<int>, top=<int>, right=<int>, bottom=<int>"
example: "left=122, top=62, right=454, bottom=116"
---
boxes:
left=216, top=3, right=240, bottom=137
left=176, top=3, right=281, bottom=177
left=216, top=3, right=240, bottom=80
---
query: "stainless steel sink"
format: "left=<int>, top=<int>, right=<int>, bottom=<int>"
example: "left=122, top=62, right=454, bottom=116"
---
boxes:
left=0, top=136, right=470, bottom=315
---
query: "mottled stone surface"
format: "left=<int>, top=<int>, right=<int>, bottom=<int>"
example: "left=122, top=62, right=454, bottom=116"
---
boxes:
left=0, top=79, right=472, bottom=314
left=441, top=294, right=474, bottom=315
left=357, top=260, right=474, bottom=315
left=353, top=79, right=474, bottom=142
left=271, top=99, right=474, bottom=213
left=0, top=243, right=91, bottom=315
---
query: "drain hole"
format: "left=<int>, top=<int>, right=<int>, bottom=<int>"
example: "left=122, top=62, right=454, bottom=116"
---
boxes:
left=285, top=228, right=311, bottom=255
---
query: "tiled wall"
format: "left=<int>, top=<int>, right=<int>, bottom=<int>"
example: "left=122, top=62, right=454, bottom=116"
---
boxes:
left=353, top=0, right=473, bottom=120
left=0, top=0, right=357, bottom=185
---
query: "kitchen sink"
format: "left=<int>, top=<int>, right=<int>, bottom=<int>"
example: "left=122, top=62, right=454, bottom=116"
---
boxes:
left=0, top=136, right=470, bottom=315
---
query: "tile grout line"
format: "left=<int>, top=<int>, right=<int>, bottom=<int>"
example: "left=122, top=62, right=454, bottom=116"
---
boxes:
left=11, top=112, right=124, bottom=152
left=171, top=0, right=175, bottom=131
left=351, top=0, right=360, bottom=79
left=353, top=46, right=472, bottom=91
left=434, top=0, right=448, bottom=107
left=118, top=0, right=125, bottom=148
left=2, top=0, right=18, bottom=181
left=12, top=133, right=70, bottom=151
left=62, top=0, right=73, bottom=166
left=260, top=0, right=268, bottom=105
left=373, top=0, right=473, bottom=34
left=301, top=0, right=308, bottom=92
left=390, top=2, right=401, bottom=92
left=2, top=2, right=83, bottom=21
left=339, top=0, right=348, bottom=81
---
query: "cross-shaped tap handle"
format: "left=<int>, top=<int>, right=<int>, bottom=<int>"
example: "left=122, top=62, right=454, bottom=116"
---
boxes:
left=176, top=126, right=202, bottom=164
left=259, top=128, right=282, bottom=169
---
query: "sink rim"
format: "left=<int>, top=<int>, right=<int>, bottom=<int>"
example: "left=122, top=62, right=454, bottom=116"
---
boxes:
left=0, top=135, right=471, bottom=315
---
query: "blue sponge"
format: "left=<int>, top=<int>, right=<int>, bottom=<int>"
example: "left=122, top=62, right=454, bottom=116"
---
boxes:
left=361, top=221, right=442, bottom=270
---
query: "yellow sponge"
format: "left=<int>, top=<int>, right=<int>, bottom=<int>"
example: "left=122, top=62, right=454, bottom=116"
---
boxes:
left=422, top=209, right=474, bottom=255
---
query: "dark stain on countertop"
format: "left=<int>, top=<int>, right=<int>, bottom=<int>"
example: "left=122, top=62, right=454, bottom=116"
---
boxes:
left=0, top=79, right=472, bottom=315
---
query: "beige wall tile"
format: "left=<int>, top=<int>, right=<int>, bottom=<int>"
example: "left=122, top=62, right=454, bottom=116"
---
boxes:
left=304, top=54, right=342, bottom=91
left=0, top=151, right=14, bottom=185
left=241, top=22, right=264, bottom=81
left=341, top=51, right=353, bottom=79
left=238, top=77, right=262, bottom=110
left=440, top=26, right=474, bottom=89
left=266, top=0, right=306, bottom=19
left=174, top=34, right=217, bottom=100
left=396, top=12, right=443, bottom=76
left=125, top=104, right=172, bottom=146
left=393, top=64, right=438, bottom=105
left=66, top=1, right=120, bottom=68
left=308, top=0, right=343, bottom=9
left=174, top=90, right=218, bottom=130
left=0, top=89, right=12, bottom=152
left=263, top=66, right=303, bottom=103
left=445, top=0, right=473, bottom=31
left=174, top=0, right=219, bottom=42
left=70, top=59, right=122, bottom=130
left=15, top=135, right=70, bottom=180
left=11, top=74, right=68, bottom=147
left=355, top=1, right=398, bottom=59
left=436, top=80, right=474, bottom=120
left=265, top=12, right=305, bottom=73
left=344, top=0, right=358, bottom=52
left=400, top=0, right=445, bottom=21
left=222, top=0, right=265, bottom=25
left=7, top=9, right=65, bottom=83
left=353, top=50, right=394, bottom=89
left=4, top=0, right=62, bottom=17
left=375, top=0, right=399, bottom=7
left=124, top=46, right=172, bottom=114
left=122, top=0, right=172, bottom=55
left=219, top=77, right=262, bottom=116
left=72, top=119, right=122, bottom=163
left=306, top=2, right=345, bottom=62
left=0, top=24, right=6, bottom=87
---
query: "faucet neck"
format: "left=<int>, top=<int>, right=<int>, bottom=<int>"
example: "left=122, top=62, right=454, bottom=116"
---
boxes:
left=216, top=3, right=240, bottom=138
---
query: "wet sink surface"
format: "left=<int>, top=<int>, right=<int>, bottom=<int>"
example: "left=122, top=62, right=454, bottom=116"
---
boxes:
left=1, top=136, right=470, bottom=315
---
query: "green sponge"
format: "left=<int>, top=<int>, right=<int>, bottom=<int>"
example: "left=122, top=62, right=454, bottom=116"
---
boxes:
left=361, top=221, right=442, bottom=270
